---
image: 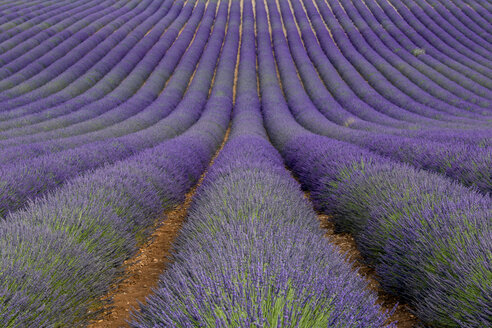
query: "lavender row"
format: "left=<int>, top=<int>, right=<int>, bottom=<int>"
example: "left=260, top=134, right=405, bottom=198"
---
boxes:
left=408, top=0, right=492, bottom=51
left=433, top=0, right=492, bottom=43
left=323, top=0, right=490, bottom=116
left=0, top=0, right=102, bottom=47
left=347, top=0, right=492, bottom=105
left=0, top=0, right=143, bottom=105
left=0, top=50, right=226, bottom=328
left=331, top=0, right=491, bottom=113
left=397, top=0, right=492, bottom=68
left=0, top=0, right=226, bottom=218
left=0, top=0, right=69, bottom=11
left=287, top=0, right=492, bottom=136
left=0, top=0, right=71, bottom=26
left=307, top=0, right=490, bottom=122
left=0, top=0, right=85, bottom=26
left=0, top=0, right=120, bottom=74
left=0, top=0, right=192, bottom=143
left=372, top=0, right=492, bottom=88
left=271, top=0, right=491, bottom=193
left=0, top=0, right=55, bottom=22
left=0, top=0, right=215, bottom=165
left=0, top=0, right=180, bottom=135
left=277, top=0, right=491, bottom=148
left=0, top=0, right=151, bottom=102
left=0, top=0, right=199, bottom=158
left=133, top=2, right=390, bottom=325
left=298, top=0, right=480, bottom=129
left=462, top=0, right=492, bottom=18
left=0, top=0, right=84, bottom=39
left=450, top=0, right=492, bottom=32
left=0, top=0, right=233, bottom=324
left=257, top=2, right=491, bottom=325
left=0, top=0, right=53, bottom=14
left=284, top=0, right=410, bottom=129
left=283, top=136, right=491, bottom=328
left=360, top=0, right=492, bottom=98
left=384, top=0, right=492, bottom=72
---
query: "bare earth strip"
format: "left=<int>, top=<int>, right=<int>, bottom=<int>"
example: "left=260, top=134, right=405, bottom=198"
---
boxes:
left=90, top=195, right=192, bottom=328
left=318, top=214, right=420, bottom=328
left=90, top=2, right=239, bottom=323
left=89, top=128, right=230, bottom=328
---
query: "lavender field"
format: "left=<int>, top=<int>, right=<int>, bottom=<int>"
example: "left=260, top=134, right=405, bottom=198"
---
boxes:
left=0, top=0, right=490, bottom=327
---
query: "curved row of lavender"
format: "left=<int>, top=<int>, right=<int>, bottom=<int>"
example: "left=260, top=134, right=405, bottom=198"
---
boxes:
left=0, top=0, right=227, bottom=218
left=0, top=0, right=230, bottom=161
left=0, top=0, right=488, bottom=153
left=0, top=0, right=236, bottom=324
left=284, top=0, right=492, bottom=138
left=0, top=0, right=158, bottom=107
left=324, top=0, right=490, bottom=114
left=0, top=0, right=144, bottom=105
left=0, top=0, right=202, bottom=163
left=452, top=0, right=492, bottom=34
left=0, top=0, right=488, bottom=137
left=279, top=0, right=490, bottom=147
left=0, top=0, right=195, bottom=147
left=432, top=0, right=491, bottom=44
left=0, top=0, right=61, bottom=25
left=0, top=0, right=489, bottom=326
left=0, top=0, right=76, bottom=26
left=405, top=0, right=491, bottom=53
left=272, top=0, right=491, bottom=193
left=351, top=0, right=492, bottom=101
left=256, top=0, right=491, bottom=326
left=0, top=0, right=123, bottom=82
left=132, top=2, right=390, bottom=325
left=369, top=0, right=492, bottom=88
left=307, top=0, right=492, bottom=122
left=0, top=0, right=115, bottom=57
left=1, top=1, right=174, bottom=123
left=0, top=0, right=107, bottom=41
left=337, top=0, right=492, bottom=143
left=0, top=0, right=182, bottom=135
left=387, top=0, right=492, bottom=71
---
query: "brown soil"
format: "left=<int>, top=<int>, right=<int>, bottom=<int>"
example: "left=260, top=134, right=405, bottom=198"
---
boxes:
left=88, top=1, right=235, bottom=325
left=318, top=214, right=420, bottom=328
left=88, top=193, right=192, bottom=328
left=89, top=128, right=230, bottom=328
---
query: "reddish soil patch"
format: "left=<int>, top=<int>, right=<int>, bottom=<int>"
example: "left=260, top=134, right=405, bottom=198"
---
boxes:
left=318, top=214, right=419, bottom=328
left=89, top=128, right=230, bottom=328
left=88, top=193, right=193, bottom=328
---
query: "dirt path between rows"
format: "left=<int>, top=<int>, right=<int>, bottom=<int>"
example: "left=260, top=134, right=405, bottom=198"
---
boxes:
left=89, top=128, right=230, bottom=328
left=318, top=213, right=419, bottom=327
left=89, top=195, right=191, bottom=328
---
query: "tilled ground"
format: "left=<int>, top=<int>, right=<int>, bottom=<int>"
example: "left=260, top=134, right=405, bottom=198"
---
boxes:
left=319, top=214, right=419, bottom=328
left=89, top=128, right=230, bottom=328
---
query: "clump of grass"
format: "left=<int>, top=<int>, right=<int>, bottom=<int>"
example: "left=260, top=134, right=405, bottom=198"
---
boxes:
left=411, top=48, right=426, bottom=56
